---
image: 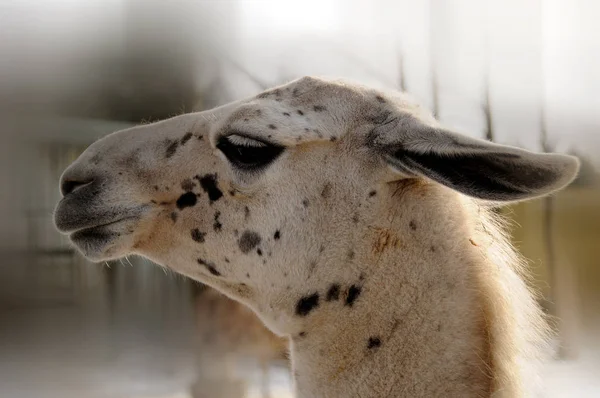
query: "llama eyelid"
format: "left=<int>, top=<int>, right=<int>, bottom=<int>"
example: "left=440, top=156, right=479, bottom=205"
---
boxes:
left=225, top=134, right=267, bottom=147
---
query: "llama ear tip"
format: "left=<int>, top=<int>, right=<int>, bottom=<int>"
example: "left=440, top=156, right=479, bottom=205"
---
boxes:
left=548, top=153, right=581, bottom=180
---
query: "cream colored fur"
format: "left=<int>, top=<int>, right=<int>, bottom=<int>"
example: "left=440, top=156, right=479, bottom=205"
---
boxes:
left=54, top=77, right=579, bottom=397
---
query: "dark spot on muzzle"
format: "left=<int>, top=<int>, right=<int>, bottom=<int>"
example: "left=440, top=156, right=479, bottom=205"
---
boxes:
left=166, top=140, right=179, bottom=158
left=295, top=293, right=320, bottom=316
left=197, top=174, right=223, bottom=203
left=176, top=192, right=197, bottom=209
left=180, top=132, right=193, bottom=145
left=197, top=258, right=221, bottom=276
left=367, top=336, right=381, bottom=349
left=326, top=284, right=340, bottom=301
left=345, top=285, right=362, bottom=307
left=191, top=229, right=206, bottom=243
left=181, top=179, right=195, bottom=192
left=213, top=211, right=222, bottom=232
left=238, top=230, right=261, bottom=254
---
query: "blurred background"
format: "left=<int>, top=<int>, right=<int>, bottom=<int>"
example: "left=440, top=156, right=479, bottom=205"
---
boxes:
left=0, top=0, right=598, bottom=397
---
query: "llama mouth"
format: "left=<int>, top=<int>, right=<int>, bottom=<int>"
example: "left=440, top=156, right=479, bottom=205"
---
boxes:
left=54, top=195, right=148, bottom=234
left=69, top=217, right=138, bottom=238
left=68, top=217, right=141, bottom=260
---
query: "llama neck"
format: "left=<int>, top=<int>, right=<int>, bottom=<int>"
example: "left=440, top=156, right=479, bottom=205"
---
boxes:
left=290, top=185, right=493, bottom=397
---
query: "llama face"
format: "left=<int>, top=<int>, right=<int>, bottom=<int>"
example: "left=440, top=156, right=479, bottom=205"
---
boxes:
left=54, top=77, right=393, bottom=333
left=54, top=76, right=579, bottom=334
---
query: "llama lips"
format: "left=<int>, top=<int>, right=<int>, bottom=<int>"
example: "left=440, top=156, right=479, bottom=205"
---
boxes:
left=70, top=224, right=119, bottom=248
left=66, top=216, right=142, bottom=260
left=54, top=200, right=130, bottom=233
left=53, top=190, right=147, bottom=234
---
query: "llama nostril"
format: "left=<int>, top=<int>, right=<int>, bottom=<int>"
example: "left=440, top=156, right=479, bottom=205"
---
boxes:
left=61, top=178, right=94, bottom=196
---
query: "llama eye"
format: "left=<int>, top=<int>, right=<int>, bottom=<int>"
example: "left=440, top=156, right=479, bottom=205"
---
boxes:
left=217, top=134, right=284, bottom=170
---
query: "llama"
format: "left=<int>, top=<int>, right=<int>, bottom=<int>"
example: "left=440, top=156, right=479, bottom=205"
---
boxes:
left=54, top=76, right=579, bottom=397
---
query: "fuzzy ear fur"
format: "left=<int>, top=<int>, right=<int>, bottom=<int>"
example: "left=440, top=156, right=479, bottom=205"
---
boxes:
left=369, top=115, right=580, bottom=201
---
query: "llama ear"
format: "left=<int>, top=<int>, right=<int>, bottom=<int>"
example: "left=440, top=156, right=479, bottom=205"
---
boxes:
left=370, top=115, right=580, bottom=202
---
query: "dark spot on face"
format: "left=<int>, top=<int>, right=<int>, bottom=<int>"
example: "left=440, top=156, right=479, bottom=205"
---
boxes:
left=197, top=174, right=223, bottom=203
left=369, top=190, right=377, bottom=197
left=274, top=230, right=281, bottom=240
left=180, top=132, right=193, bottom=145
left=375, top=95, right=386, bottom=103
left=302, top=199, right=309, bottom=208
left=347, top=250, right=355, bottom=260
left=321, top=183, right=332, bottom=199
left=238, top=231, right=261, bottom=254
left=197, top=135, right=204, bottom=140
left=295, top=293, right=320, bottom=316
left=319, top=245, right=325, bottom=253
left=246, top=272, right=250, bottom=278
left=367, top=336, right=381, bottom=349
left=430, top=246, right=436, bottom=252
left=244, top=118, right=249, bottom=122
left=304, top=127, right=309, bottom=132
left=268, top=124, right=277, bottom=130
left=191, top=228, right=206, bottom=243
left=345, top=285, right=362, bottom=307
left=257, top=248, right=263, bottom=256
left=170, top=212, right=178, bottom=222
left=153, top=185, right=159, bottom=191
left=166, top=140, right=179, bottom=158
left=437, top=323, right=442, bottom=332
left=330, top=136, right=337, bottom=142
left=326, top=284, right=340, bottom=301
left=229, top=190, right=236, bottom=196
left=235, top=283, right=251, bottom=297
left=213, top=211, right=222, bottom=232
left=359, top=273, right=365, bottom=281
left=352, top=214, right=359, bottom=223
left=297, top=110, right=304, bottom=116
left=409, top=220, right=417, bottom=230
left=298, top=331, right=306, bottom=338
left=225, top=258, right=230, bottom=263
left=197, top=258, right=221, bottom=276
left=255, top=109, right=262, bottom=116
left=176, top=192, right=197, bottom=209
left=244, top=206, right=250, bottom=220
left=313, top=105, right=326, bottom=112
left=150, top=200, right=157, bottom=204
left=292, top=88, right=300, bottom=97
left=308, top=260, right=317, bottom=273
left=283, top=112, right=291, bottom=116
left=314, top=129, right=323, bottom=138
left=181, top=179, right=195, bottom=192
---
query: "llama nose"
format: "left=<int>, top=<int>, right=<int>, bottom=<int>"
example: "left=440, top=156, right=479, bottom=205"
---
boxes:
left=60, top=165, right=98, bottom=197
left=60, top=178, right=95, bottom=196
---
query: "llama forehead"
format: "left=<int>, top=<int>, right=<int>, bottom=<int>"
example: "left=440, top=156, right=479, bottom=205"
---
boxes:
left=212, top=76, right=432, bottom=146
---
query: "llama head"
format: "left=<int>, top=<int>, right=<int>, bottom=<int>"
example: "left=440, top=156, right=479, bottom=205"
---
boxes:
left=54, top=76, right=579, bottom=335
